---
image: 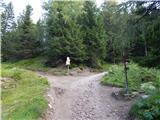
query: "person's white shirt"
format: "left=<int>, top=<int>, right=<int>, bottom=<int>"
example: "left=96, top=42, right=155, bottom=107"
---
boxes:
left=66, top=57, right=70, bottom=65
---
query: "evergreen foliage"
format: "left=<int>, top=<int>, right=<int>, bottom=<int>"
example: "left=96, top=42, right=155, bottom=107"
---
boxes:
left=80, top=1, right=107, bottom=67
left=1, top=1, right=160, bottom=68
left=45, top=1, right=86, bottom=66
left=1, top=2, right=16, bottom=61
left=16, top=5, right=39, bottom=59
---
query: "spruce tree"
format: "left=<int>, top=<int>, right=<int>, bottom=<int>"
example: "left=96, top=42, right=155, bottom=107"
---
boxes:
left=45, top=1, right=86, bottom=66
left=80, top=1, right=106, bottom=67
left=1, top=2, right=17, bottom=61
left=35, top=19, right=45, bottom=54
left=16, top=5, right=38, bottom=59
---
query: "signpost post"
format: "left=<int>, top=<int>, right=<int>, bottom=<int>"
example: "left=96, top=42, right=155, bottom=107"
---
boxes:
left=123, top=52, right=129, bottom=95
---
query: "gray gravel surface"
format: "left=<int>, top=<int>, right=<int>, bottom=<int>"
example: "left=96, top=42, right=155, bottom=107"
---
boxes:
left=39, top=72, right=133, bottom=120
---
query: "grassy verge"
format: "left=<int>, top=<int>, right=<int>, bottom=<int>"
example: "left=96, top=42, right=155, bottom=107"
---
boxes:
left=1, top=64, right=49, bottom=120
left=3, top=57, right=104, bottom=76
left=3, top=57, right=70, bottom=75
left=4, top=57, right=49, bottom=71
left=101, top=63, right=160, bottom=92
left=101, top=63, right=160, bottom=119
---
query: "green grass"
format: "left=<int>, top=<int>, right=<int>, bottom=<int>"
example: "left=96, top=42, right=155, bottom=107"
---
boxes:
left=101, top=63, right=160, bottom=92
left=101, top=63, right=113, bottom=71
left=1, top=64, right=49, bottom=120
left=101, top=63, right=160, bottom=119
left=3, top=57, right=70, bottom=75
left=3, top=57, right=49, bottom=72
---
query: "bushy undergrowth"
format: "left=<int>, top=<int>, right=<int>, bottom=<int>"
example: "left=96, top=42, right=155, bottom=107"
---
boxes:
left=102, top=63, right=160, bottom=120
left=101, top=63, right=160, bottom=92
left=130, top=91, right=160, bottom=120
left=1, top=64, right=48, bottom=120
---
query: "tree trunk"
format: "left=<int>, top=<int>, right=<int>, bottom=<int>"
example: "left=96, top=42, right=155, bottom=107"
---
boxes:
left=144, top=39, right=148, bottom=56
left=113, top=49, right=115, bottom=64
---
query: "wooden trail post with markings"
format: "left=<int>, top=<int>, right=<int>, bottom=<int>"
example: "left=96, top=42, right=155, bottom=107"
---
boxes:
left=123, top=52, right=129, bottom=94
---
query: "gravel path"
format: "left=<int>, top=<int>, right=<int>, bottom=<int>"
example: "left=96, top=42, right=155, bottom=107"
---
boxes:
left=39, top=72, right=133, bottom=120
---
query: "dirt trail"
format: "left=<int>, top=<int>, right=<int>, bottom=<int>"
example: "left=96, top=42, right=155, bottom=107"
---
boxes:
left=39, top=72, right=133, bottom=120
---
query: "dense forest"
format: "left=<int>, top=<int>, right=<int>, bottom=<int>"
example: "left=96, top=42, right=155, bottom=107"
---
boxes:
left=1, top=0, right=160, bottom=68
left=1, top=1, right=160, bottom=120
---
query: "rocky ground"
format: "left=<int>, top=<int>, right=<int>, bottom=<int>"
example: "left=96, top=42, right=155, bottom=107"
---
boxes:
left=39, top=71, right=134, bottom=120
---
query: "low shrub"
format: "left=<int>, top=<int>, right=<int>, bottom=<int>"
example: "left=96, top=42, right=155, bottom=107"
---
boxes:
left=101, top=63, right=160, bottom=92
left=130, top=91, right=160, bottom=120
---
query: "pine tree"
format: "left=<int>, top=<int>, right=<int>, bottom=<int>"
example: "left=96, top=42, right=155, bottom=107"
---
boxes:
left=102, top=1, right=118, bottom=63
left=102, top=1, right=133, bottom=63
left=80, top=1, right=107, bottom=67
left=16, top=5, right=38, bottom=59
left=1, top=2, right=15, bottom=34
left=35, top=19, right=45, bottom=54
left=1, top=2, right=17, bottom=61
left=130, top=1, right=160, bottom=67
left=45, top=1, right=86, bottom=66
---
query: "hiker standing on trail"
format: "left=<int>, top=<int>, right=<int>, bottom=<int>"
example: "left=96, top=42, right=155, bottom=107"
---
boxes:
left=66, top=56, right=70, bottom=74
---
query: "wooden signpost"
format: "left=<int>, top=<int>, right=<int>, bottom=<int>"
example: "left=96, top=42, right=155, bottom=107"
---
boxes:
left=123, top=52, right=129, bottom=94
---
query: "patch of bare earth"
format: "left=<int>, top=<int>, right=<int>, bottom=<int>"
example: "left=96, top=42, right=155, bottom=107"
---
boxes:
left=39, top=70, right=134, bottom=120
